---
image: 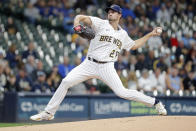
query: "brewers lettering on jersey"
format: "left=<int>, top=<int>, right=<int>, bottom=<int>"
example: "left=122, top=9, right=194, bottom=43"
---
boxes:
left=30, top=4, right=167, bottom=121
left=88, top=16, right=133, bottom=62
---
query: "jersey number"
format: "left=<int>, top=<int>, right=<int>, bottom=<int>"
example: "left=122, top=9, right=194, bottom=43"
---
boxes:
left=109, top=50, right=119, bottom=58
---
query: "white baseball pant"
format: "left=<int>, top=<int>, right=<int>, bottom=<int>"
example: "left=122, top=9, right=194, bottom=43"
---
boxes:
left=45, top=59, right=155, bottom=115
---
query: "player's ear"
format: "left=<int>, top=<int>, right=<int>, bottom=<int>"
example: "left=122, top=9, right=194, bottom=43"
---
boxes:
left=119, top=13, right=122, bottom=19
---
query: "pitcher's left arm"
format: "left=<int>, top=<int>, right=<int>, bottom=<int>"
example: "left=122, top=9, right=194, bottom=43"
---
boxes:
left=131, top=27, right=162, bottom=50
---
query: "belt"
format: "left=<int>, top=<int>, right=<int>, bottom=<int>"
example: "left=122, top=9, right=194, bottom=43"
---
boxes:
left=88, top=57, right=107, bottom=64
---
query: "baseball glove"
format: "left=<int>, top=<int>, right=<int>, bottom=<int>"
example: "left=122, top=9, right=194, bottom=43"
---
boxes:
left=73, top=24, right=95, bottom=40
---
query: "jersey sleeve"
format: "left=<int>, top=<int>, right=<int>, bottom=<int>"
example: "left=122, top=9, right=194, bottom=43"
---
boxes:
left=89, top=16, right=104, bottom=33
left=123, top=32, right=135, bottom=51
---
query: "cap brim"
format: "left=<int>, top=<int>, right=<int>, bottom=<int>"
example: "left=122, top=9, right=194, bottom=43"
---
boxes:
left=105, top=7, right=120, bottom=13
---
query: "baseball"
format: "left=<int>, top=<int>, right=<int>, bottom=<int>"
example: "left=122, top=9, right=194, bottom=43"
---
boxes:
left=157, top=28, right=162, bottom=34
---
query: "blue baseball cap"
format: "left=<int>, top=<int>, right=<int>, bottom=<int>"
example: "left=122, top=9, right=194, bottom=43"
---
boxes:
left=37, top=71, right=46, bottom=77
left=105, top=4, right=122, bottom=14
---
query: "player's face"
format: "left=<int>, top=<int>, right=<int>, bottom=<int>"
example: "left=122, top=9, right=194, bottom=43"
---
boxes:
left=107, top=9, right=121, bottom=22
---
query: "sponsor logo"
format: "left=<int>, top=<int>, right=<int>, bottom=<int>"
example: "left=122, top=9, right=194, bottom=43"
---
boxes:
left=20, top=102, right=84, bottom=112
left=94, top=101, right=129, bottom=114
left=170, top=103, right=196, bottom=113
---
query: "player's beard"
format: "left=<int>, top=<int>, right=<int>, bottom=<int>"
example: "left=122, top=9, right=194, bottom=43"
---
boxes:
left=108, top=16, right=118, bottom=22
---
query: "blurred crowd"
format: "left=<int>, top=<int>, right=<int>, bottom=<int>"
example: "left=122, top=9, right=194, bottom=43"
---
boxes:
left=0, top=0, right=196, bottom=96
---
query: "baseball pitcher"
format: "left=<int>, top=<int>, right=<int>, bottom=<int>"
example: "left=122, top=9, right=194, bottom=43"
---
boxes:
left=30, top=4, right=167, bottom=121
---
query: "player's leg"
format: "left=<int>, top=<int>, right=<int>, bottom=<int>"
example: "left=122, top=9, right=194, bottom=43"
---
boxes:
left=30, top=60, right=96, bottom=121
left=98, top=63, right=167, bottom=115
left=45, top=69, right=89, bottom=115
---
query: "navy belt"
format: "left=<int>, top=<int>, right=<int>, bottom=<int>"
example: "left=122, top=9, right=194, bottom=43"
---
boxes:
left=88, top=57, right=107, bottom=64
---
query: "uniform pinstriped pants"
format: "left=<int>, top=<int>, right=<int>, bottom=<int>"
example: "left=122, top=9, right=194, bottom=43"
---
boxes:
left=45, top=59, right=155, bottom=115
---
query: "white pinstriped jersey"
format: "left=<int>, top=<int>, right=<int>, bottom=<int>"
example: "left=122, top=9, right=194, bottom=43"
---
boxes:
left=87, top=16, right=135, bottom=62
left=44, top=17, right=155, bottom=116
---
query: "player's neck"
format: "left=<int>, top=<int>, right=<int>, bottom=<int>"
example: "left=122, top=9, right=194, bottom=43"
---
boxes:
left=109, top=21, right=119, bottom=30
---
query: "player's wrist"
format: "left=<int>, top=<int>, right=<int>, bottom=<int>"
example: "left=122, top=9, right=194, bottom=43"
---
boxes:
left=73, top=19, right=80, bottom=27
left=73, top=22, right=80, bottom=27
left=146, top=32, right=153, bottom=38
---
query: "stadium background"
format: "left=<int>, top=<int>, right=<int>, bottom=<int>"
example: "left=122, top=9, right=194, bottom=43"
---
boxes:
left=0, top=0, right=196, bottom=123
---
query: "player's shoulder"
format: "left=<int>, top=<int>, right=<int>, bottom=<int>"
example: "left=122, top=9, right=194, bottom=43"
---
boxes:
left=119, top=27, right=128, bottom=35
left=89, top=16, right=105, bottom=22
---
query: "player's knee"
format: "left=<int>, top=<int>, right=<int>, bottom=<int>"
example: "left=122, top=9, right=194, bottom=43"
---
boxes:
left=114, top=88, right=128, bottom=98
left=114, top=88, right=138, bottom=99
left=61, top=78, right=72, bottom=90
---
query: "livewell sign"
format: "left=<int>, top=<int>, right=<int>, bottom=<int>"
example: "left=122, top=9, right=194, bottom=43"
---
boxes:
left=90, top=98, right=130, bottom=119
left=90, top=98, right=157, bottom=119
left=17, top=97, right=88, bottom=120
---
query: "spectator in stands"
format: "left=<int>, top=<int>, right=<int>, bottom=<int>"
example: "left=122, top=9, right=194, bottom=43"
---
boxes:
left=150, top=68, right=166, bottom=94
left=22, top=42, right=38, bottom=59
left=173, top=2, right=184, bottom=17
left=114, top=55, right=127, bottom=70
left=192, top=31, right=196, bottom=43
left=153, top=54, right=168, bottom=71
left=4, top=64, right=12, bottom=77
left=178, top=68, right=187, bottom=79
left=84, top=79, right=100, bottom=94
left=182, top=32, right=192, bottom=49
left=5, top=74, right=16, bottom=92
left=41, top=7, right=51, bottom=18
left=144, top=50, right=156, bottom=70
left=135, top=53, right=146, bottom=71
left=73, top=0, right=94, bottom=10
left=5, top=17, right=17, bottom=35
left=161, top=31, right=170, bottom=47
left=123, top=16, right=134, bottom=33
left=58, top=56, right=74, bottom=78
left=185, top=61, right=193, bottom=74
left=35, top=0, right=46, bottom=16
left=185, top=46, right=196, bottom=64
left=63, top=10, right=75, bottom=33
left=0, top=64, right=6, bottom=89
left=33, top=71, right=50, bottom=93
left=4, top=65, right=15, bottom=91
left=156, top=4, right=171, bottom=23
left=48, top=1, right=61, bottom=17
left=170, top=34, right=179, bottom=47
left=147, top=35, right=163, bottom=50
left=121, top=50, right=129, bottom=65
left=31, top=60, right=44, bottom=81
left=46, top=65, right=61, bottom=92
left=175, top=41, right=188, bottom=62
left=138, top=69, right=154, bottom=93
left=127, top=71, right=138, bottom=90
left=0, top=52, right=7, bottom=67
left=16, top=68, right=32, bottom=92
left=127, top=55, right=137, bottom=71
left=74, top=56, right=82, bottom=67
left=68, top=82, right=87, bottom=95
left=117, top=69, right=128, bottom=88
left=185, top=4, right=194, bottom=18
left=25, top=55, right=36, bottom=76
left=183, top=70, right=196, bottom=93
left=24, top=3, right=40, bottom=24
left=165, top=1, right=174, bottom=16
left=152, top=0, right=160, bottom=14
left=166, top=67, right=184, bottom=94
left=6, top=44, right=21, bottom=68
left=176, top=55, right=185, bottom=69
left=74, top=36, right=88, bottom=55
left=146, top=6, right=156, bottom=20
left=164, top=48, right=172, bottom=68
left=122, top=3, right=136, bottom=19
left=134, top=4, right=145, bottom=18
